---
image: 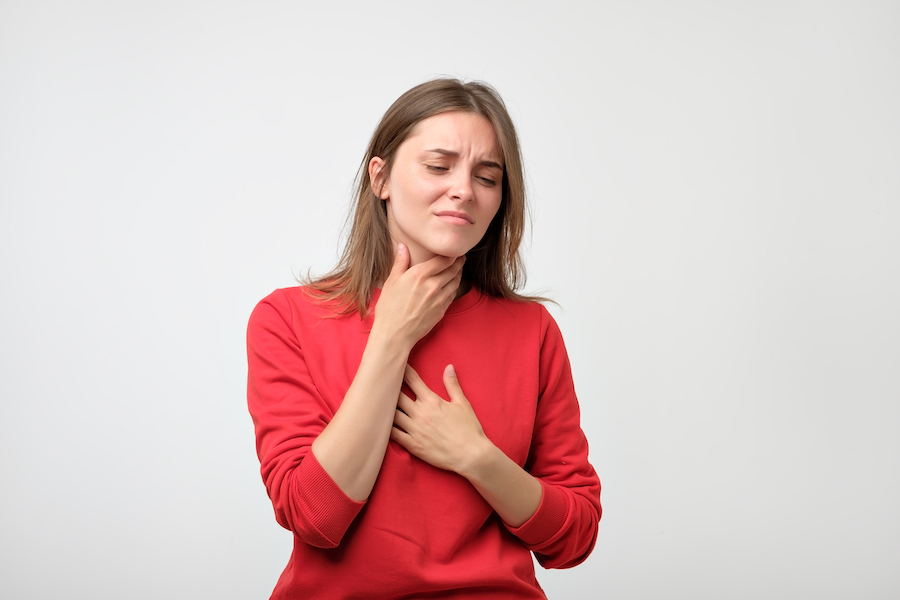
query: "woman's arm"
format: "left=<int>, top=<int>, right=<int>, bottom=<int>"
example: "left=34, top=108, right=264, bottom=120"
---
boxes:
left=390, top=310, right=601, bottom=567
left=248, top=244, right=466, bottom=546
left=310, top=244, right=465, bottom=501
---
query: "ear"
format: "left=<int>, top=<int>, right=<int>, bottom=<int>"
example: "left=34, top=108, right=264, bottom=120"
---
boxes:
left=368, top=157, right=389, bottom=200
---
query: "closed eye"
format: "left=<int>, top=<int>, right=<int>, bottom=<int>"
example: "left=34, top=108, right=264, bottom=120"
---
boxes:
left=477, top=176, right=497, bottom=186
left=426, top=165, right=448, bottom=172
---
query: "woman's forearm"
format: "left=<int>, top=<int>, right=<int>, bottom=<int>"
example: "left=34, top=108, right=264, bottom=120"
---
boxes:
left=461, top=441, right=543, bottom=528
left=311, top=327, right=411, bottom=502
left=311, top=246, right=464, bottom=502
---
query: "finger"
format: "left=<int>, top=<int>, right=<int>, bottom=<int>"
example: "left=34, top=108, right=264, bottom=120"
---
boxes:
left=442, top=255, right=467, bottom=279
left=443, top=364, right=470, bottom=405
left=403, top=364, right=434, bottom=400
left=396, top=391, right=416, bottom=414
left=393, top=408, right=413, bottom=432
left=441, top=261, right=465, bottom=293
left=385, top=242, right=410, bottom=282
left=431, top=256, right=466, bottom=292
left=390, top=425, right=413, bottom=448
left=413, top=253, right=458, bottom=278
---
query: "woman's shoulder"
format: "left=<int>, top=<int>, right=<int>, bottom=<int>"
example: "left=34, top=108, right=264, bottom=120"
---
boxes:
left=262, top=283, right=354, bottom=305
left=482, top=290, right=551, bottom=313
left=477, top=292, right=556, bottom=329
left=250, top=285, right=349, bottom=327
left=255, top=285, right=320, bottom=310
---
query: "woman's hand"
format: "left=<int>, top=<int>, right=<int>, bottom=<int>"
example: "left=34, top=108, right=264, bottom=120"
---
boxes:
left=392, top=363, right=543, bottom=527
left=391, top=364, right=492, bottom=475
left=310, top=244, right=462, bottom=502
left=373, top=243, right=465, bottom=350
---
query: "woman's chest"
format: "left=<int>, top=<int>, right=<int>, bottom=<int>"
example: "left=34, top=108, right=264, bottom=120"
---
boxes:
left=300, top=310, right=542, bottom=465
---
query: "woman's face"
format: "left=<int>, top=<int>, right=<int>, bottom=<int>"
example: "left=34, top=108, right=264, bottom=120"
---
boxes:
left=370, top=111, right=504, bottom=265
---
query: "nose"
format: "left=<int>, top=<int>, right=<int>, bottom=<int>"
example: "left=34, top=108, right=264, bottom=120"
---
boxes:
left=450, top=170, right=474, bottom=202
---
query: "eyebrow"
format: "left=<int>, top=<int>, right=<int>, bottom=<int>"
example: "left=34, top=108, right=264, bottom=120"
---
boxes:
left=424, top=148, right=503, bottom=170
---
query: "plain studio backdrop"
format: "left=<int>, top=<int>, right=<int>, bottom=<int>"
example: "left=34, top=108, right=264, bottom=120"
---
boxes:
left=1, top=1, right=898, bottom=598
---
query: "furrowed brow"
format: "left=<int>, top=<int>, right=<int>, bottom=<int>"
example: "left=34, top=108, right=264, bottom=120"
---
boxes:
left=424, top=148, right=458, bottom=158
left=424, top=148, right=503, bottom=170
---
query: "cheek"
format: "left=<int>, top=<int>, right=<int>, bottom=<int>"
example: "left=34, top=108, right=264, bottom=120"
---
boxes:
left=476, top=199, right=503, bottom=240
left=386, top=196, right=426, bottom=232
left=485, top=194, right=503, bottom=222
left=393, top=176, right=439, bottom=209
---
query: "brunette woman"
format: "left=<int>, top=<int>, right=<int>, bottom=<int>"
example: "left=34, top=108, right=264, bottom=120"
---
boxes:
left=247, top=78, right=601, bottom=599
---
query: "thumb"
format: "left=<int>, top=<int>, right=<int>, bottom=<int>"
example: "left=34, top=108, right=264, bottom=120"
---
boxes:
left=443, top=364, right=469, bottom=405
left=387, top=242, right=409, bottom=281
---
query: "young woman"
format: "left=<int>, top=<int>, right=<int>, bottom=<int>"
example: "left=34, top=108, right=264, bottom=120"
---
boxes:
left=247, top=79, right=601, bottom=599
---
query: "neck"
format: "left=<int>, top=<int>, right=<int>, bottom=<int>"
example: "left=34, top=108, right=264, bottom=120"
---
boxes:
left=391, top=239, right=469, bottom=299
left=405, top=244, right=435, bottom=268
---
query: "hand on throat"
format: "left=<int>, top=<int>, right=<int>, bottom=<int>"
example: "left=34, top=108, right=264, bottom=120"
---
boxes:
left=394, top=238, right=470, bottom=300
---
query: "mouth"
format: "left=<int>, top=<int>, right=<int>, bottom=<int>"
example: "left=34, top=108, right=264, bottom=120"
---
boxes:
left=435, top=210, right=474, bottom=225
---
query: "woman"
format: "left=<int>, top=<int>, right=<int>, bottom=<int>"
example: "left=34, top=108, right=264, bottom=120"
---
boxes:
left=247, top=78, right=601, bottom=599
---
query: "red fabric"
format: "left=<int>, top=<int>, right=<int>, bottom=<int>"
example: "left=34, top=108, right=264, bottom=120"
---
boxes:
left=247, top=286, right=601, bottom=599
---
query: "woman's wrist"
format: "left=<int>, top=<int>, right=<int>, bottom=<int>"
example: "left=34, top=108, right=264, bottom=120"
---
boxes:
left=465, top=442, right=542, bottom=527
left=368, top=319, right=415, bottom=360
left=455, top=436, right=502, bottom=484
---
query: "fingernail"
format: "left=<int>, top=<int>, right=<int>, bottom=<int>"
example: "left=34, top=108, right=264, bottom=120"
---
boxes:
left=447, top=364, right=456, bottom=376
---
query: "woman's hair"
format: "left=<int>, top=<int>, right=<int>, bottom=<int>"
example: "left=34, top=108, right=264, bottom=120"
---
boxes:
left=308, top=78, right=534, bottom=314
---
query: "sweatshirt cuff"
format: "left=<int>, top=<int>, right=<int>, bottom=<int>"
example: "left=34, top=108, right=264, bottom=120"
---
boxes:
left=295, top=451, right=367, bottom=546
left=505, top=480, right=569, bottom=547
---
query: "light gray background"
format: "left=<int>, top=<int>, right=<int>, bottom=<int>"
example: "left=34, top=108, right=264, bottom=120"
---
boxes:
left=1, top=1, right=898, bottom=598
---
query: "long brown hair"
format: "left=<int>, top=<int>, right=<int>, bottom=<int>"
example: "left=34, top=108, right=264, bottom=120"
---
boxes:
left=308, top=78, right=534, bottom=314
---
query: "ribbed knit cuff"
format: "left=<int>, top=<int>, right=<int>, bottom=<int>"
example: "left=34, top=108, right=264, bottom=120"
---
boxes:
left=505, top=480, right=569, bottom=547
left=295, top=451, right=367, bottom=546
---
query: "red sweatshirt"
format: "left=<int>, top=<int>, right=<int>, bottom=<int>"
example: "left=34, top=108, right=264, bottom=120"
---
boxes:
left=247, top=286, right=601, bottom=599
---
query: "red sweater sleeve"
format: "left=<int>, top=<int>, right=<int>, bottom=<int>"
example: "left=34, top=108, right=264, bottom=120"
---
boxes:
left=246, top=291, right=365, bottom=548
left=505, top=307, right=602, bottom=568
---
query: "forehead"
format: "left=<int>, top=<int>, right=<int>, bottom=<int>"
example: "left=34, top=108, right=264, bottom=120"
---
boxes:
left=403, top=111, right=503, bottom=164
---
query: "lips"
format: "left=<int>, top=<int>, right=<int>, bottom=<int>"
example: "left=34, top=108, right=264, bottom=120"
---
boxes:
left=435, top=210, right=474, bottom=224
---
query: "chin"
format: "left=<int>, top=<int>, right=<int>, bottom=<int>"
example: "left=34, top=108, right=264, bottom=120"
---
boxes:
left=426, top=242, right=477, bottom=259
